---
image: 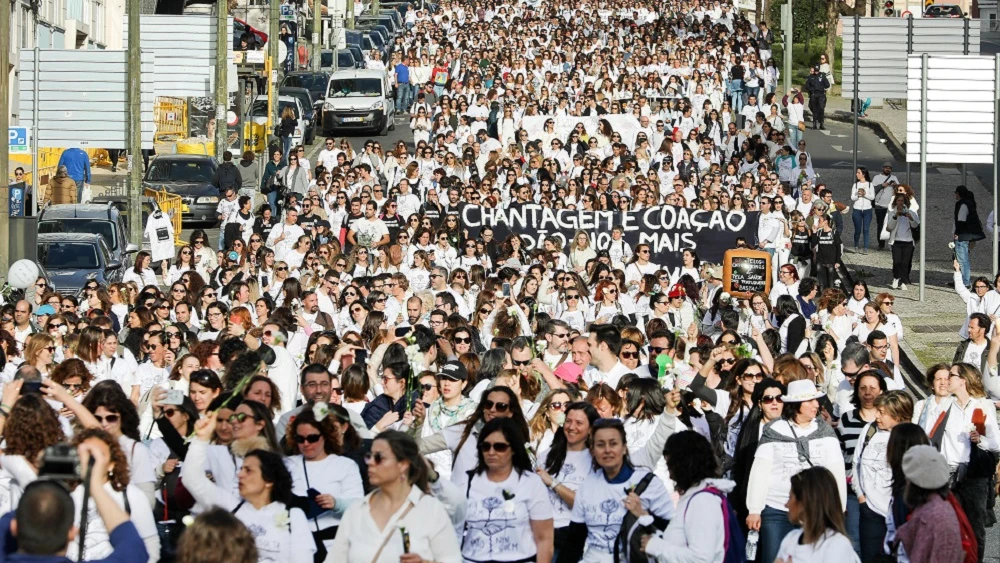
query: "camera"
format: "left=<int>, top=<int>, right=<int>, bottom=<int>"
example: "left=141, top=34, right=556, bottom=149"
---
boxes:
left=38, top=444, right=84, bottom=481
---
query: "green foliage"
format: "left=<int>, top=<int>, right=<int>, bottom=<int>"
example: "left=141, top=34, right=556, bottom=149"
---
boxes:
left=768, top=0, right=833, bottom=40
left=773, top=37, right=843, bottom=90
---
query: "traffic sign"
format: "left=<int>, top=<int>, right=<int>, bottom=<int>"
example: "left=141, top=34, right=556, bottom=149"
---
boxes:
left=7, top=127, right=29, bottom=154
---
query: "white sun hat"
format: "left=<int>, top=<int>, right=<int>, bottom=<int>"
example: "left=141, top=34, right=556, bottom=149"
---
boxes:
left=781, top=380, right=825, bottom=403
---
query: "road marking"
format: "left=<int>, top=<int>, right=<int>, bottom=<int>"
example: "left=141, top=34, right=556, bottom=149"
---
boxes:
left=831, top=145, right=858, bottom=154
left=830, top=161, right=854, bottom=168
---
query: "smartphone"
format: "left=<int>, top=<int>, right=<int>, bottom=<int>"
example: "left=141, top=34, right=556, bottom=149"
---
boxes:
left=502, top=282, right=511, bottom=297
left=162, top=389, right=185, bottom=406
left=355, top=349, right=369, bottom=365
left=22, top=381, right=43, bottom=395
left=395, top=326, right=410, bottom=337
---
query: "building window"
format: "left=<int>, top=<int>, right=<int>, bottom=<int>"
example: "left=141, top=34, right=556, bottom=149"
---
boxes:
left=91, top=0, right=102, bottom=43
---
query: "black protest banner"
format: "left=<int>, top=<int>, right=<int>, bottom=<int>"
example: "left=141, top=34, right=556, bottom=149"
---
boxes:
left=461, top=204, right=760, bottom=271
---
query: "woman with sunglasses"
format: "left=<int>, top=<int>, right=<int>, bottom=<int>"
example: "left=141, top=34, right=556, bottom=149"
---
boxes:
left=200, top=302, right=229, bottom=342
left=527, top=389, right=574, bottom=455
left=592, top=279, right=636, bottom=326
left=461, top=417, right=555, bottom=563
left=329, top=430, right=461, bottom=563
left=286, top=408, right=364, bottom=552
left=165, top=245, right=195, bottom=286
left=81, top=380, right=159, bottom=508
left=745, top=379, right=846, bottom=563
left=187, top=229, right=217, bottom=280
left=458, top=237, right=491, bottom=271
left=556, top=417, right=676, bottom=563
left=184, top=411, right=316, bottom=561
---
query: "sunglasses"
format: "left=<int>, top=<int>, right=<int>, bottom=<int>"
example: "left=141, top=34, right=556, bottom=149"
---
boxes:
left=228, top=412, right=257, bottom=423
left=95, top=414, right=120, bottom=424
left=421, top=383, right=435, bottom=391
left=163, top=408, right=181, bottom=418
left=478, top=441, right=511, bottom=453
left=365, top=451, right=388, bottom=464
left=620, top=351, right=638, bottom=359
left=483, top=400, right=510, bottom=412
left=761, top=395, right=783, bottom=405
left=295, top=433, right=322, bottom=444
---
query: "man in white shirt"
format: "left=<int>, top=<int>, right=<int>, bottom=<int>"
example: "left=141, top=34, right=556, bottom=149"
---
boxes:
left=348, top=201, right=390, bottom=249
left=317, top=137, right=341, bottom=171
left=871, top=161, right=900, bottom=250
left=261, top=322, right=300, bottom=413
left=587, top=324, right=634, bottom=389
left=135, top=332, right=171, bottom=398
left=956, top=313, right=991, bottom=377
left=540, top=320, right=573, bottom=369
left=396, top=179, right=422, bottom=219
left=266, top=208, right=305, bottom=262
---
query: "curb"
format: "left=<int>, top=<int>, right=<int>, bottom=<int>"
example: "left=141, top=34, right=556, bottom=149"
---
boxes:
left=826, top=109, right=907, bottom=162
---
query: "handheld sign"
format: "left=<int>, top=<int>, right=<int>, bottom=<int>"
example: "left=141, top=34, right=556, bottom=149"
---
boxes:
left=723, top=249, right=772, bottom=299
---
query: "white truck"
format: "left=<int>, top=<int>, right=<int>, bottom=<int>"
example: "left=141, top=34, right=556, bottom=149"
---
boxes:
left=321, top=69, right=397, bottom=136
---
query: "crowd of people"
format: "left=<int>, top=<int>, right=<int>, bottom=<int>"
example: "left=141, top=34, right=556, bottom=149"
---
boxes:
left=2, top=0, right=996, bottom=562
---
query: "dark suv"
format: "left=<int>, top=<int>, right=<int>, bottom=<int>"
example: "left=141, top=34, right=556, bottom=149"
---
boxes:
left=37, top=233, right=125, bottom=296
left=38, top=203, right=139, bottom=272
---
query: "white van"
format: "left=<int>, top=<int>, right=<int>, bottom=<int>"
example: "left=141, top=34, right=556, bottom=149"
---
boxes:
left=321, top=69, right=396, bottom=136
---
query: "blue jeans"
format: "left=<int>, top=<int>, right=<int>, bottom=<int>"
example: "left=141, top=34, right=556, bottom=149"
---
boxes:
left=859, top=500, right=888, bottom=561
left=852, top=207, right=873, bottom=250
left=760, top=505, right=796, bottom=563
left=955, top=239, right=971, bottom=287
left=787, top=123, right=802, bottom=150
left=395, top=83, right=412, bottom=112
left=845, top=490, right=861, bottom=556
left=267, top=189, right=280, bottom=215
left=282, top=136, right=293, bottom=161
left=729, top=79, right=744, bottom=111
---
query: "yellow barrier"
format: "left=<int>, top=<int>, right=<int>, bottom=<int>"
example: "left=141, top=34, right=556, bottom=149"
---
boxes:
left=243, top=122, right=266, bottom=153
left=155, top=97, right=189, bottom=141
left=9, top=148, right=104, bottom=186
left=143, top=187, right=185, bottom=247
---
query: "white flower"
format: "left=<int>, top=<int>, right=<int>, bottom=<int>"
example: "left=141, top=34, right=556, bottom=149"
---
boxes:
left=312, top=401, right=330, bottom=421
left=966, top=423, right=977, bottom=434
left=507, top=305, right=519, bottom=316
left=554, top=412, right=566, bottom=427
left=274, top=509, right=290, bottom=529
left=503, top=500, right=516, bottom=513
left=720, top=292, right=731, bottom=302
left=535, top=340, right=547, bottom=356
left=182, top=515, right=195, bottom=527
left=949, top=242, right=956, bottom=249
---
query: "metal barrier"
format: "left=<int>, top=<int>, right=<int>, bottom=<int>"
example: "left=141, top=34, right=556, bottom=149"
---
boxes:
left=154, top=97, right=189, bottom=141
left=9, top=148, right=104, bottom=187
left=143, top=187, right=185, bottom=246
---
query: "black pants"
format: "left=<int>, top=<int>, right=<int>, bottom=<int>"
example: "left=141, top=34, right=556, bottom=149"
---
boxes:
left=874, top=207, right=889, bottom=248
left=107, top=149, right=124, bottom=170
left=809, top=95, right=826, bottom=126
left=817, top=263, right=837, bottom=290
left=953, top=476, right=990, bottom=563
left=891, top=241, right=915, bottom=284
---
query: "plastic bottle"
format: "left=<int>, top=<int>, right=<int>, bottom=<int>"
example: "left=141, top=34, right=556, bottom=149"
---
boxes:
left=745, top=530, right=759, bottom=560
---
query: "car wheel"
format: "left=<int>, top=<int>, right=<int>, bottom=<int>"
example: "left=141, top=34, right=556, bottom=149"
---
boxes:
left=378, top=119, right=389, bottom=136
left=389, top=114, right=396, bottom=131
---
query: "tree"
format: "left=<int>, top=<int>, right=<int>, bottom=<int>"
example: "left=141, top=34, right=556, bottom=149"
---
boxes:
left=826, top=0, right=866, bottom=71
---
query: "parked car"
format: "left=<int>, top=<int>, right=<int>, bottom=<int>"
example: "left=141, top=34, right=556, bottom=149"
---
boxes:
left=321, top=49, right=360, bottom=70
left=89, top=195, right=159, bottom=252
left=282, top=71, right=332, bottom=120
left=251, top=95, right=307, bottom=148
left=37, top=203, right=139, bottom=272
left=322, top=69, right=396, bottom=135
left=143, top=155, right=221, bottom=225
left=38, top=233, right=125, bottom=296
left=924, top=4, right=964, bottom=16
left=278, top=87, right=316, bottom=144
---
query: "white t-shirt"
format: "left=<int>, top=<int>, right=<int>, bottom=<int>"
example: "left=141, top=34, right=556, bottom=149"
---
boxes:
left=964, top=340, right=988, bottom=368
left=535, top=448, right=593, bottom=529
left=462, top=470, right=554, bottom=562
left=570, top=468, right=675, bottom=562
left=68, top=482, right=160, bottom=562
left=287, top=454, right=365, bottom=548
left=775, top=529, right=861, bottom=563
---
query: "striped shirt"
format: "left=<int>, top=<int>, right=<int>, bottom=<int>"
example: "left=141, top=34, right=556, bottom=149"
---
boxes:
left=836, top=409, right=875, bottom=479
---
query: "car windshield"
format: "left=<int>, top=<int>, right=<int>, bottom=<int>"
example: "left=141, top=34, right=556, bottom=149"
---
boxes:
left=328, top=78, right=382, bottom=97
left=251, top=100, right=299, bottom=118
left=926, top=5, right=960, bottom=14
left=39, top=219, right=117, bottom=249
left=284, top=74, right=328, bottom=91
left=146, top=160, right=215, bottom=183
left=39, top=242, right=99, bottom=269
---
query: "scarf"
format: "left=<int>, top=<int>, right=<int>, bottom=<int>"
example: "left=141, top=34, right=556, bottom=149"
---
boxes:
left=758, top=417, right=836, bottom=466
left=428, top=397, right=477, bottom=432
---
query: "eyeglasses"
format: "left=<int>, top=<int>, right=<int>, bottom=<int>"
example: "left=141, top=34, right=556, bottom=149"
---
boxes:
left=228, top=412, right=257, bottom=423
left=512, top=359, right=531, bottom=367
left=483, top=399, right=510, bottom=412
left=478, top=441, right=511, bottom=453
left=95, top=414, right=120, bottom=424
left=621, top=351, right=638, bottom=359
left=421, top=383, right=435, bottom=392
left=364, top=451, right=388, bottom=464
left=295, top=433, right=322, bottom=444
left=761, top=395, right=783, bottom=405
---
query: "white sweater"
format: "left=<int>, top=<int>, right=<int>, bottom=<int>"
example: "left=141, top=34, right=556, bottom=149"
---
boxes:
left=645, top=479, right=734, bottom=563
left=776, top=529, right=861, bottom=563
left=851, top=422, right=892, bottom=517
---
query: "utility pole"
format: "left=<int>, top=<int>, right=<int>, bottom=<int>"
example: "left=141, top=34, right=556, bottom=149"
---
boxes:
left=0, top=0, right=10, bottom=277
left=268, top=0, right=280, bottom=147
left=372, top=0, right=379, bottom=15
left=311, top=0, right=322, bottom=70
left=781, top=2, right=793, bottom=95
left=215, top=0, right=228, bottom=161
left=347, top=0, right=354, bottom=29
left=127, top=0, right=142, bottom=246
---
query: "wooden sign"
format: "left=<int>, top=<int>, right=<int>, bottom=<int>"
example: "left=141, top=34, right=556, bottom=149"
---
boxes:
left=723, top=249, right=772, bottom=298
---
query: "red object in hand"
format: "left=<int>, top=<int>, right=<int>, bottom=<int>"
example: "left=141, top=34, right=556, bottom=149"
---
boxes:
left=973, top=408, right=987, bottom=436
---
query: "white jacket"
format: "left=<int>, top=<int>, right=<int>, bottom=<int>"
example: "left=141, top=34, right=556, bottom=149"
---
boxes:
left=645, top=479, right=735, bottom=563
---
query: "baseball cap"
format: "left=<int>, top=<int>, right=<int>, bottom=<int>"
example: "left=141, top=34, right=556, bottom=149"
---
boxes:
left=553, top=362, right=583, bottom=383
left=437, top=360, right=468, bottom=381
left=35, top=304, right=56, bottom=316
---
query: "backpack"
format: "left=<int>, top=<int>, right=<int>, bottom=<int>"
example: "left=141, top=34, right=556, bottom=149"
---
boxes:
left=614, top=473, right=656, bottom=563
left=685, top=487, right=747, bottom=563
left=945, top=492, right=979, bottom=563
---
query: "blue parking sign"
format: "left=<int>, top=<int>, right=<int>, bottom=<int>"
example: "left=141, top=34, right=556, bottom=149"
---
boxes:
left=8, top=127, right=28, bottom=154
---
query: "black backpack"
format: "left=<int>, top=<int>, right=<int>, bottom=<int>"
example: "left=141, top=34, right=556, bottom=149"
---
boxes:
left=614, top=473, right=656, bottom=563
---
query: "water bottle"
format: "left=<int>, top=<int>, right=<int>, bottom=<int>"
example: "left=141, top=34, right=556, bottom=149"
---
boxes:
left=745, top=530, right=759, bottom=560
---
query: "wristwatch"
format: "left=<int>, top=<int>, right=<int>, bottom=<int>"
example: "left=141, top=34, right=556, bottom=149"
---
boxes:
left=549, top=479, right=560, bottom=491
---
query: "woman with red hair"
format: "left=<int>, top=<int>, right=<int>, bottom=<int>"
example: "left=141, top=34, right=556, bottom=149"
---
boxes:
left=592, top=279, right=636, bottom=325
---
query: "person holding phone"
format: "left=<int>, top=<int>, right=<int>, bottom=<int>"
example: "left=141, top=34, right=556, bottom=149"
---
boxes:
left=850, top=167, right=874, bottom=255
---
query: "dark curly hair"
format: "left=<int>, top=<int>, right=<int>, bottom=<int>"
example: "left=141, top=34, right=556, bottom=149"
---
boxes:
left=49, top=358, right=94, bottom=394
left=246, top=449, right=293, bottom=505
left=81, top=380, right=141, bottom=441
left=286, top=408, right=342, bottom=456
left=663, top=430, right=720, bottom=494
left=72, top=428, right=130, bottom=492
left=4, top=393, right=65, bottom=462
left=225, top=350, right=264, bottom=392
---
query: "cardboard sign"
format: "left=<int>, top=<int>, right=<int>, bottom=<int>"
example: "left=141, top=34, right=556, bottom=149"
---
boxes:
left=723, top=249, right=772, bottom=298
